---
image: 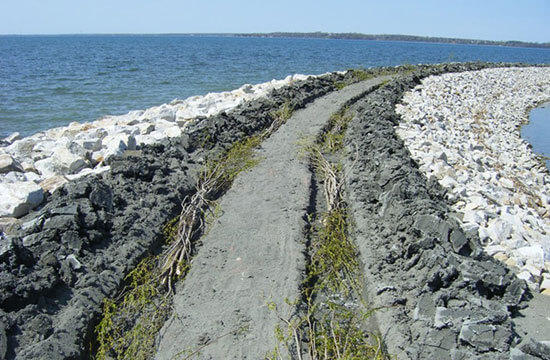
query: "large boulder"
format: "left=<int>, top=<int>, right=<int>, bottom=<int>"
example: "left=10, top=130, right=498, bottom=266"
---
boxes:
left=0, top=181, right=44, bottom=218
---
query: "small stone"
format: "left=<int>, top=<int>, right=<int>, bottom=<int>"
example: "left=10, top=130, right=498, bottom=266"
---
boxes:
left=541, top=289, right=550, bottom=296
left=540, top=278, right=550, bottom=290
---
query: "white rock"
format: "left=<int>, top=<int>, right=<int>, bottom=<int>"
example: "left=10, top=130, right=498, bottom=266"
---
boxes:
left=164, top=126, right=182, bottom=138
left=523, top=264, right=542, bottom=278
left=485, top=245, right=507, bottom=256
left=3, top=172, right=27, bottom=183
left=74, top=136, right=102, bottom=151
left=65, top=166, right=110, bottom=181
left=541, top=278, right=550, bottom=290
left=6, top=137, right=37, bottom=157
left=3, top=132, right=21, bottom=144
left=66, top=254, right=82, bottom=270
left=102, top=134, right=136, bottom=160
left=478, top=226, right=490, bottom=243
left=440, top=175, right=458, bottom=189
left=513, top=246, right=545, bottom=267
left=0, top=182, right=44, bottom=218
left=34, top=148, right=88, bottom=177
left=499, top=177, right=515, bottom=189
left=0, top=154, right=23, bottom=173
left=486, top=219, right=513, bottom=242
left=137, top=123, right=155, bottom=135
left=517, top=271, right=534, bottom=283
left=463, top=210, right=486, bottom=225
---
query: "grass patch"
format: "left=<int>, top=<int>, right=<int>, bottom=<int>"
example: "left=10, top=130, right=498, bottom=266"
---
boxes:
left=94, top=221, right=179, bottom=360
left=334, top=82, right=347, bottom=90
left=320, top=107, right=352, bottom=153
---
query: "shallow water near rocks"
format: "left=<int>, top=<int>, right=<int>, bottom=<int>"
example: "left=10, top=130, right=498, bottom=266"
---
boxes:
left=522, top=102, right=550, bottom=170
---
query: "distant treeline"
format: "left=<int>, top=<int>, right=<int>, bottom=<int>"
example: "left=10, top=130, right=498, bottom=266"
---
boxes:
left=237, top=32, right=550, bottom=49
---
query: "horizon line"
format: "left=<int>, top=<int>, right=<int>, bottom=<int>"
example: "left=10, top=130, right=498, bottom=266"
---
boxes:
left=0, top=31, right=548, bottom=45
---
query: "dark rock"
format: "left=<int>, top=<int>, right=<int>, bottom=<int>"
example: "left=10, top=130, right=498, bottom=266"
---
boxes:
left=43, top=215, right=78, bottom=232
left=0, top=319, right=6, bottom=360
left=450, top=228, right=470, bottom=255
left=458, top=321, right=513, bottom=352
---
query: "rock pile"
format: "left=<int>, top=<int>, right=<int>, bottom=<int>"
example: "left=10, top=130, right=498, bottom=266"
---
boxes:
left=344, top=63, right=549, bottom=359
left=395, top=67, right=550, bottom=293
left=0, top=75, right=310, bottom=219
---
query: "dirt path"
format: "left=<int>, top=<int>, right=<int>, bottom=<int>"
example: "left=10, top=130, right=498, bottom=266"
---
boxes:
left=154, top=77, right=390, bottom=360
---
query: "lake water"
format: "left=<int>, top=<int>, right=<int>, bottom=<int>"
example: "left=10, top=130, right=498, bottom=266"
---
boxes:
left=1, top=35, right=550, bottom=138
left=522, top=102, right=550, bottom=169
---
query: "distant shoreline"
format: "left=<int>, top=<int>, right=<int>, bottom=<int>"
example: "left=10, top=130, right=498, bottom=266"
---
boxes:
left=1, top=32, right=549, bottom=49
left=238, top=32, right=550, bottom=49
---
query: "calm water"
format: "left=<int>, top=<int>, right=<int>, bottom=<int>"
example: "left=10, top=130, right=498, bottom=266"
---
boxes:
left=1, top=35, right=550, bottom=138
left=522, top=103, right=550, bottom=169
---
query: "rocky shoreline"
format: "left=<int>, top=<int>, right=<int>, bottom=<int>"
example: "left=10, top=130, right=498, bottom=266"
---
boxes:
left=0, top=74, right=315, bottom=219
left=1, top=63, right=549, bottom=359
left=395, top=68, right=550, bottom=293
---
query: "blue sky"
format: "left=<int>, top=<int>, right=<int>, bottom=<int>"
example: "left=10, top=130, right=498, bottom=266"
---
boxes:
left=0, top=0, right=548, bottom=42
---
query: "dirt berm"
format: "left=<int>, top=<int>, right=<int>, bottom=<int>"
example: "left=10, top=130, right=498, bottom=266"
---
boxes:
left=1, top=63, right=549, bottom=359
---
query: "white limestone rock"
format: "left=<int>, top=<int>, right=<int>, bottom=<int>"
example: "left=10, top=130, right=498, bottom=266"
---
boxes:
left=3, top=132, right=21, bottom=144
left=35, top=148, right=88, bottom=177
left=513, top=246, right=545, bottom=268
left=0, top=182, right=44, bottom=218
left=395, top=67, right=550, bottom=291
left=102, top=134, right=136, bottom=160
left=0, top=154, right=23, bottom=174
